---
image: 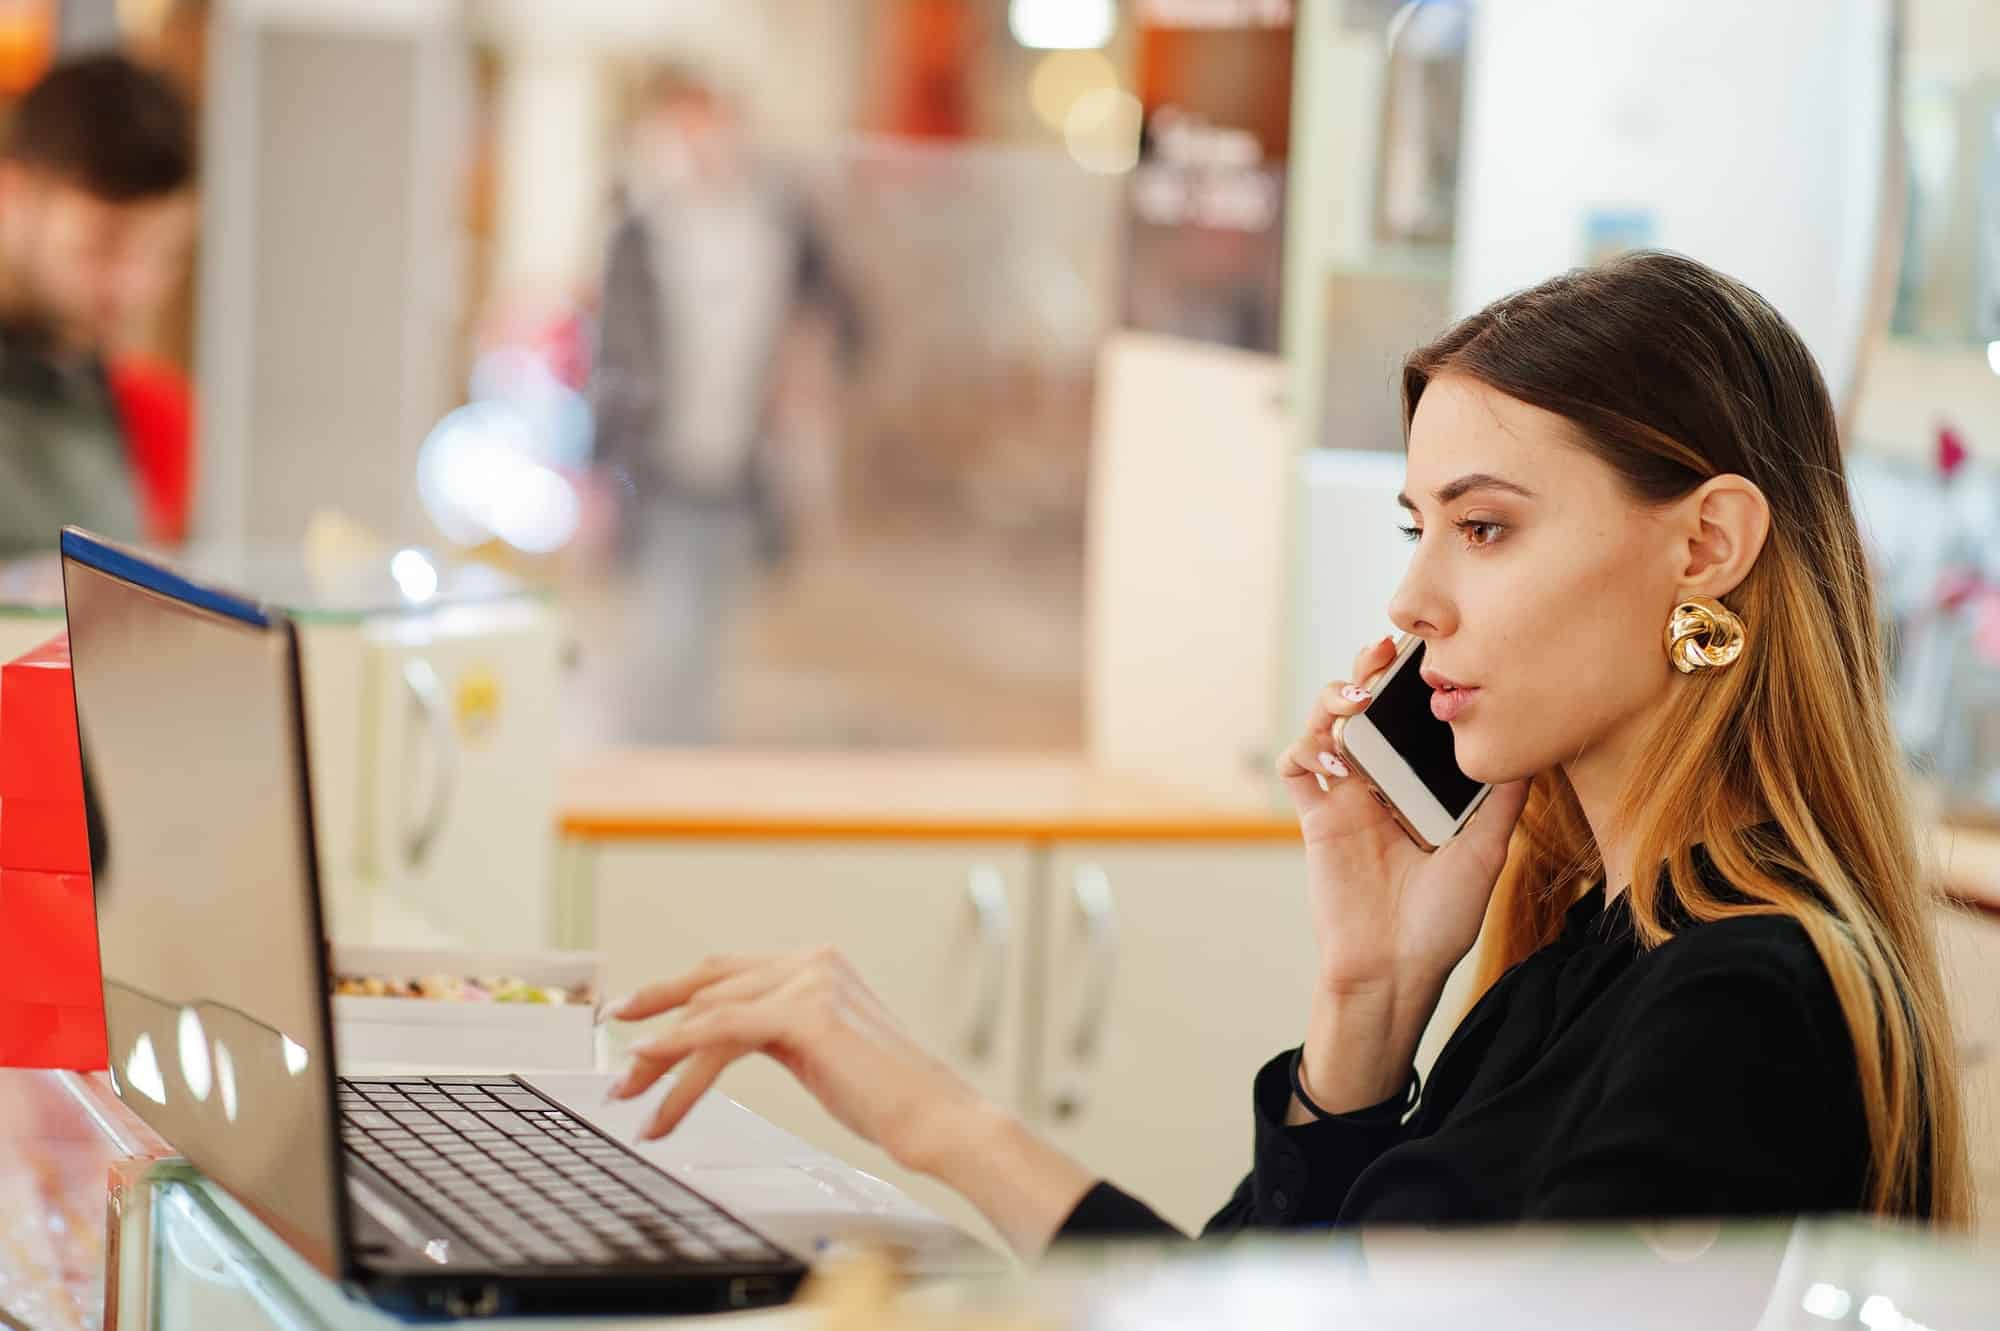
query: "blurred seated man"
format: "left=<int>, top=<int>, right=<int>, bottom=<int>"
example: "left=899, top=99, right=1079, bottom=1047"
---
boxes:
left=0, top=53, right=195, bottom=559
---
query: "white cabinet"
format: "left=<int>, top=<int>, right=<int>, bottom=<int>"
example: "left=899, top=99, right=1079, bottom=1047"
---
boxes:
left=1031, top=843, right=1314, bottom=1234
left=559, top=829, right=2000, bottom=1246
left=568, top=837, right=1323, bottom=1242
left=578, top=841, right=1036, bottom=1246
left=563, top=833, right=1498, bottom=1242
left=349, top=604, right=563, bottom=949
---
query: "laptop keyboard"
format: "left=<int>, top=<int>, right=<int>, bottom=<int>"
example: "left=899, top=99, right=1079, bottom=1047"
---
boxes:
left=338, top=1077, right=788, bottom=1269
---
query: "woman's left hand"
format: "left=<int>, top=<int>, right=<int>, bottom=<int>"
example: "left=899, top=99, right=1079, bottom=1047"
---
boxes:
left=605, top=946, right=981, bottom=1170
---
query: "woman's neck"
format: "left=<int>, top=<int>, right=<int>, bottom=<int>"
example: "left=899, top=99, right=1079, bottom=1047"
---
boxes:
left=1561, top=724, right=1648, bottom=906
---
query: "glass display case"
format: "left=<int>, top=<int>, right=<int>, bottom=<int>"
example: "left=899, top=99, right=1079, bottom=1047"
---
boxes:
left=8, top=1067, right=1999, bottom=1331
left=0, top=544, right=540, bottom=631
left=0, top=545, right=565, bottom=953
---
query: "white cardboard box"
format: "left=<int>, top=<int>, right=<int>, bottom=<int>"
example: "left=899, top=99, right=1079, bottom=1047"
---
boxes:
left=331, top=943, right=606, bottom=1072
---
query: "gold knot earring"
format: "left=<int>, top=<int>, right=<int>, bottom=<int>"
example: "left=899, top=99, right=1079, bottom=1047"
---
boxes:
left=1664, top=595, right=1747, bottom=674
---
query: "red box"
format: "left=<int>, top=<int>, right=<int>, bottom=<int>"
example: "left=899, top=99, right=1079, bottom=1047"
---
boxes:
left=0, top=639, right=103, bottom=1071
left=0, top=796, right=89, bottom=873
left=0, top=635, right=83, bottom=803
left=0, top=867, right=105, bottom=1070
left=0, top=868, right=101, bottom=1007
left=0, top=1002, right=105, bottom=1069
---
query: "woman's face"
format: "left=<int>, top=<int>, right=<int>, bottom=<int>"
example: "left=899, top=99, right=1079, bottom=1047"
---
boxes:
left=1388, top=374, right=1684, bottom=785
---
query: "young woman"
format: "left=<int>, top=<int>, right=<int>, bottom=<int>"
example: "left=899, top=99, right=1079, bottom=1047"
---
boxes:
left=602, top=252, right=1973, bottom=1251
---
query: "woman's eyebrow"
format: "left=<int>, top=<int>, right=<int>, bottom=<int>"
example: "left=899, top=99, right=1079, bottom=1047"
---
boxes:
left=1395, top=473, right=1539, bottom=509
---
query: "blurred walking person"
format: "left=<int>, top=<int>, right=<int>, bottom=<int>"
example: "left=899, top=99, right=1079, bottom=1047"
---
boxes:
left=592, top=66, right=859, bottom=743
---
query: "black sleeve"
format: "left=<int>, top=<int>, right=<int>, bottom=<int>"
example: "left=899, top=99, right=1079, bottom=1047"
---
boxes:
left=590, top=212, right=663, bottom=479
left=1525, top=919, right=1866, bottom=1221
left=789, top=201, right=864, bottom=371
left=1053, top=1048, right=1416, bottom=1242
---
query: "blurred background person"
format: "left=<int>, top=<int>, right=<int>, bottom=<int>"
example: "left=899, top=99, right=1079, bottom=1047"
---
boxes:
left=0, top=53, right=195, bottom=560
left=592, top=64, right=861, bottom=744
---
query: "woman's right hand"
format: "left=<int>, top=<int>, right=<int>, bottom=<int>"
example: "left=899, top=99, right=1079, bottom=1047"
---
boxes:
left=604, top=947, right=1097, bottom=1256
left=1277, top=634, right=1529, bottom=1018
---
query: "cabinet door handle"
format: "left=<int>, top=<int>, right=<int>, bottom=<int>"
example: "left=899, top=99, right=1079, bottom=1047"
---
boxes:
left=1069, top=864, right=1119, bottom=1062
left=401, top=658, right=459, bottom=871
left=964, top=865, right=1011, bottom=1061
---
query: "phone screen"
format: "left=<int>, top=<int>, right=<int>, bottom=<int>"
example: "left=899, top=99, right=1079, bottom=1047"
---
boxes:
left=1370, top=641, right=1484, bottom=817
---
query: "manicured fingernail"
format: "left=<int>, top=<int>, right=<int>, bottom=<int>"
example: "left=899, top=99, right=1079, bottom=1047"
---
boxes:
left=602, top=993, right=633, bottom=1020
left=1313, top=772, right=1331, bottom=793
left=1341, top=685, right=1370, bottom=703
left=1318, top=751, right=1347, bottom=778
left=1379, top=635, right=1395, bottom=649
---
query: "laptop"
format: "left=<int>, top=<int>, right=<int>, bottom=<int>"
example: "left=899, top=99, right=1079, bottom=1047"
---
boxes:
left=60, top=528, right=807, bottom=1317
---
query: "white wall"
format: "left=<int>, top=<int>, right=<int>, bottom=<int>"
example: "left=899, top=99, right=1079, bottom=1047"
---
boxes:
left=1288, top=449, right=1413, bottom=728
left=1087, top=333, right=1291, bottom=777
left=197, top=0, right=466, bottom=547
left=1905, top=0, right=2000, bottom=84
left=1453, top=0, right=1897, bottom=415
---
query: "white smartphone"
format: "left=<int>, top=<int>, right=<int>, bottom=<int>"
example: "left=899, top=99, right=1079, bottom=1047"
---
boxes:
left=1332, top=633, right=1494, bottom=851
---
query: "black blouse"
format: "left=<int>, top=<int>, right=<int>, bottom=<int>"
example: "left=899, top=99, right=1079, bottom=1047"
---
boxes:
left=1058, top=868, right=1872, bottom=1239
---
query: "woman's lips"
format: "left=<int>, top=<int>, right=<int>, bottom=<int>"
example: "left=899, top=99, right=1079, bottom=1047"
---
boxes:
left=1431, top=686, right=1480, bottom=722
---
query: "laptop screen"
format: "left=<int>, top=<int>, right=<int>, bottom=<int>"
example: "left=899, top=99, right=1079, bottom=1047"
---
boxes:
left=62, top=532, right=349, bottom=1280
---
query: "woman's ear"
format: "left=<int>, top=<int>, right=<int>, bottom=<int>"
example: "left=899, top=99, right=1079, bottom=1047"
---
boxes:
left=1675, top=474, right=1771, bottom=599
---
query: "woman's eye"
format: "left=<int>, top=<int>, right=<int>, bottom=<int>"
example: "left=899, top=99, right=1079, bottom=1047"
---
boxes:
left=1456, top=519, right=1505, bottom=547
left=1400, top=520, right=1506, bottom=546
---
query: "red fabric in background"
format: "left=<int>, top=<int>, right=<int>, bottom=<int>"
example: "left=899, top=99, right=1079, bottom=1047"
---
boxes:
left=107, top=356, right=195, bottom=545
left=0, top=635, right=105, bottom=1070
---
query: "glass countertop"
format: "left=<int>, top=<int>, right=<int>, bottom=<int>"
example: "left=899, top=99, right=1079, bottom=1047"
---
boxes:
left=121, top=1179, right=2000, bottom=1331
left=1005, top=1217, right=2000, bottom=1331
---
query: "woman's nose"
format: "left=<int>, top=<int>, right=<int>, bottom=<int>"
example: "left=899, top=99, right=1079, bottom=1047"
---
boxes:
left=1386, top=552, right=1454, bottom=639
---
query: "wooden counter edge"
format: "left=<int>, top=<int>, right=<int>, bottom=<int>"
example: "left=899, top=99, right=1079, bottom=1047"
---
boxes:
left=555, top=814, right=2000, bottom=914
left=557, top=813, right=1303, bottom=844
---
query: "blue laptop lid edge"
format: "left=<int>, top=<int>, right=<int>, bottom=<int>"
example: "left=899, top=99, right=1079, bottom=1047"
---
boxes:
left=59, top=527, right=271, bottom=629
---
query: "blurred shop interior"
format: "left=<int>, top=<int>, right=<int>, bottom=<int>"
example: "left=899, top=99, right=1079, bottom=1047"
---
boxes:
left=7, top=0, right=2000, bottom=1270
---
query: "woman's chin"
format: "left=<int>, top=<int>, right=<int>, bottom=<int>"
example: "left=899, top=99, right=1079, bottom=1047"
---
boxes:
left=1450, top=732, right=1524, bottom=787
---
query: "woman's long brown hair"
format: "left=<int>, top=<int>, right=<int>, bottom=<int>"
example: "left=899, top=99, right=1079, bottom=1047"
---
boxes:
left=1406, top=251, right=1971, bottom=1225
